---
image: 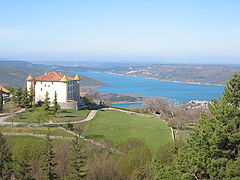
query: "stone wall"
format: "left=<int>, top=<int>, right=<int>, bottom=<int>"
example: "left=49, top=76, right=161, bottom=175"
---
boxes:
left=59, top=101, right=78, bottom=110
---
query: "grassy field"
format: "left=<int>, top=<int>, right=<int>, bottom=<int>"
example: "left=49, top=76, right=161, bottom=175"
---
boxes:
left=53, top=109, right=90, bottom=123
left=0, top=126, right=74, bottom=137
left=80, top=110, right=172, bottom=150
left=6, top=109, right=90, bottom=123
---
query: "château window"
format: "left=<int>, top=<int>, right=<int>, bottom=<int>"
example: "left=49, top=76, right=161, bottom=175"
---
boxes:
left=41, top=88, right=42, bottom=91
left=48, top=85, right=50, bottom=87
left=52, top=82, right=53, bottom=85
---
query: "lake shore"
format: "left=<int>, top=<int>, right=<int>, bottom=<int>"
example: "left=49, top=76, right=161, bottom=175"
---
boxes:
left=107, top=72, right=225, bottom=86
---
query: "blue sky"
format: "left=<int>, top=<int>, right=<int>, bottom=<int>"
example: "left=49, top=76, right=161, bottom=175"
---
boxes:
left=0, top=0, right=240, bottom=64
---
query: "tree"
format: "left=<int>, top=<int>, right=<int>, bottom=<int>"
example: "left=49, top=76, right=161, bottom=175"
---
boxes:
left=118, top=145, right=152, bottom=178
left=153, top=74, right=240, bottom=179
left=0, top=88, right=3, bottom=111
left=152, top=140, right=185, bottom=180
left=173, top=100, right=240, bottom=179
left=0, top=133, right=13, bottom=180
left=222, top=73, right=240, bottom=107
left=20, top=88, right=30, bottom=109
left=31, top=108, right=47, bottom=124
left=41, top=135, right=58, bottom=180
left=12, top=88, right=23, bottom=106
left=68, top=136, right=86, bottom=180
left=14, top=148, right=33, bottom=180
left=28, top=86, right=35, bottom=107
left=42, top=91, right=51, bottom=112
left=52, top=91, right=59, bottom=114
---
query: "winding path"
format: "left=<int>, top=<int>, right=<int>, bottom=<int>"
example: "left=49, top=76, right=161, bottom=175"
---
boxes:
left=1, top=107, right=174, bottom=153
left=0, top=109, right=25, bottom=124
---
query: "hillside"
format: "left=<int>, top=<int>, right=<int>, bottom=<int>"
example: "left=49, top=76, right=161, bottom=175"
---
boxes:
left=0, top=66, right=108, bottom=87
left=108, top=64, right=240, bottom=85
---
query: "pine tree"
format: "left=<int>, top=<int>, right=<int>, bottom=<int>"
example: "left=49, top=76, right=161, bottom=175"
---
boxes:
left=28, top=86, right=35, bottom=107
left=14, top=157, right=33, bottom=180
left=0, top=88, right=3, bottom=111
left=13, top=88, right=23, bottom=106
left=52, top=91, right=59, bottom=114
left=0, top=133, right=13, bottom=180
left=222, top=73, right=240, bottom=107
left=42, top=91, right=51, bottom=112
left=173, top=100, right=240, bottom=179
left=20, top=88, right=30, bottom=109
left=68, top=136, right=86, bottom=180
left=41, top=135, right=58, bottom=180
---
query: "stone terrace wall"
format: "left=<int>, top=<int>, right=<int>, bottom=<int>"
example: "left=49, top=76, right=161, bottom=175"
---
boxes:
left=59, top=101, right=78, bottom=110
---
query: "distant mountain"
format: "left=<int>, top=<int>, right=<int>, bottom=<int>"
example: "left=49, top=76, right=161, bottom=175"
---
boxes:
left=0, top=59, right=49, bottom=69
left=107, top=64, right=240, bottom=85
left=0, top=59, right=96, bottom=72
left=0, top=65, right=108, bottom=87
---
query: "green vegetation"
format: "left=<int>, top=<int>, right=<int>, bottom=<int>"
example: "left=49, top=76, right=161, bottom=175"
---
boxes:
left=3, top=101, right=21, bottom=113
left=222, top=73, right=240, bottom=107
left=152, top=73, right=240, bottom=179
left=53, top=109, right=90, bottom=123
left=175, top=124, right=196, bottom=141
left=80, top=110, right=172, bottom=150
left=0, top=127, right=74, bottom=137
left=0, top=133, right=13, bottom=180
left=6, top=108, right=90, bottom=123
left=41, top=135, right=59, bottom=180
left=68, top=136, right=86, bottom=179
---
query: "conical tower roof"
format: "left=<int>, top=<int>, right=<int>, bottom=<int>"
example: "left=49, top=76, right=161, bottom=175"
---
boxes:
left=26, top=74, right=34, bottom=81
left=60, top=75, right=68, bottom=82
left=74, top=73, right=80, bottom=81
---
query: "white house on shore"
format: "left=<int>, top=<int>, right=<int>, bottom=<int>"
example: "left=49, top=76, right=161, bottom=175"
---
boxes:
left=26, top=72, right=80, bottom=110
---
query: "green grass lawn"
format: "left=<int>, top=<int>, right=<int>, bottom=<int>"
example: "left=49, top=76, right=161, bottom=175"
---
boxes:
left=53, top=109, right=90, bottom=123
left=80, top=110, right=172, bottom=150
left=0, top=126, right=74, bottom=137
left=6, top=108, right=90, bottom=123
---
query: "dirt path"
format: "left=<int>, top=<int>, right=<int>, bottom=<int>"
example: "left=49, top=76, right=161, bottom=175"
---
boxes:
left=0, top=109, right=25, bottom=124
left=1, top=132, right=73, bottom=140
left=55, top=110, right=97, bottom=124
left=58, top=127, right=123, bottom=154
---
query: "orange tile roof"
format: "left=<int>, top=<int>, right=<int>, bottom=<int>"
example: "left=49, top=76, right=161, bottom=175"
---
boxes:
left=34, top=72, right=74, bottom=82
left=0, top=85, right=10, bottom=93
left=67, top=100, right=76, bottom=102
left=26, top=74, right=34, bottom=81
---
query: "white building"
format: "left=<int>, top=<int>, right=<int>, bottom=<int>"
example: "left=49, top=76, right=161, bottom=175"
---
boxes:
left=0, top=85, right=10, bottom=104
left=26, top=72, right=80, bottom=110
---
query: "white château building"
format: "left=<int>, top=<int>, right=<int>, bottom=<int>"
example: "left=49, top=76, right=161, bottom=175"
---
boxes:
left=26, top=72, right=80, bottom=110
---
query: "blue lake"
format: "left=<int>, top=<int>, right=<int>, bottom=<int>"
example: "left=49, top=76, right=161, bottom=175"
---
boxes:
left=111, top=102, right=144, bottom=109
left=79, top=72, right=224, bottom=107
